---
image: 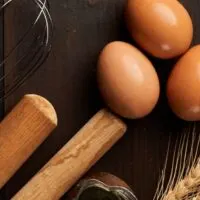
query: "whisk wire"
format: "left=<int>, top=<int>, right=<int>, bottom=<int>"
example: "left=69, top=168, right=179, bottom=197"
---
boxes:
left=0, top=0, right=53, bottom=99
left=0, top=0, right=13, bottom=10
left=0, top=0, right=52, bottom=69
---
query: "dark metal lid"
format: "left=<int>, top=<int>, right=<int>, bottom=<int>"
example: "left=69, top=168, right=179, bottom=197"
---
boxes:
left=72, top=179, right=137, bottom=200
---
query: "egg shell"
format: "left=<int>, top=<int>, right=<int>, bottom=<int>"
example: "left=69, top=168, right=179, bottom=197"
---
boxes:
left=126, top=0, right=193, bottom=59
left=97, top=41, right=160, bottom=119
left=167, top=45, right=200, bottom=121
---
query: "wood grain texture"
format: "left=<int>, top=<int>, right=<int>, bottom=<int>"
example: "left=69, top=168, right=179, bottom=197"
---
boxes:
left=2, top=0, right=200, bottom=199
left=0, top=7, right=4, bottom=119
left=0, top=94, right=57, bottom=189
left=12, top=109, right=126, bottom=200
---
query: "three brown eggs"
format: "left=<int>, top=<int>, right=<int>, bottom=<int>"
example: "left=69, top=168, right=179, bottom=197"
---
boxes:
left=97, top=0, right=200, bottom=121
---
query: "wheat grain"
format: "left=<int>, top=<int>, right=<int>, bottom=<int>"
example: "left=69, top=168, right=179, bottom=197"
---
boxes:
left=192, top=194, right=200, bottom=200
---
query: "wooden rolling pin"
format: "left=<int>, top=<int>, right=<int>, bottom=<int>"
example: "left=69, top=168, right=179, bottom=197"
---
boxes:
left=12, top=109, right=127, bottom=200
left=0, top=94, right=58, bottom=189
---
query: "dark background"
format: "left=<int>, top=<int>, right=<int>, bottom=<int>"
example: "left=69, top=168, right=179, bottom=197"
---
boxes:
left=1, top=0, right=200, bottom=199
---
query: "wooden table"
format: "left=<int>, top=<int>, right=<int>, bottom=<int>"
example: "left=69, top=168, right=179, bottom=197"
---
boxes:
left=1, top=0, right=200, bottom=199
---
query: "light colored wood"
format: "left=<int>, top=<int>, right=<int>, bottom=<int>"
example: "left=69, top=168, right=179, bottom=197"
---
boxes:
left=0, top=94, right=58, bottom=189
left=12, top=109, right=127, bottom=200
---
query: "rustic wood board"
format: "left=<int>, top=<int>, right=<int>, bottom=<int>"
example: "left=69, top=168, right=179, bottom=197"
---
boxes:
left=1, top=0, right=200, bottom=199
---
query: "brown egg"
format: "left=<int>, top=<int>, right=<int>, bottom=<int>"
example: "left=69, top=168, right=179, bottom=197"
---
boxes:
left=126, top=0, right=193, bottom=59
left=167, top=45, right=200, bottom=121
left=97, top=41, right=160, bottom=119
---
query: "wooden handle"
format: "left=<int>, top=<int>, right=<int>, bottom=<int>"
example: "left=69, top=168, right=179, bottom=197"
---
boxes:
left=12, top=109, right=127, bottom=200
left=0, top=94, right=58, bottom=189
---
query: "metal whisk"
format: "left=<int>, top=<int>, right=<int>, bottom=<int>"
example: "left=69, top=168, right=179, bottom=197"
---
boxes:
left=0, top=0, right=53, bottom=99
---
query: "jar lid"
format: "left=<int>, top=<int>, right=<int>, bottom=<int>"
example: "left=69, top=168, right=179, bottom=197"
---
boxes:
left=69, top=173, right=137, bottom=200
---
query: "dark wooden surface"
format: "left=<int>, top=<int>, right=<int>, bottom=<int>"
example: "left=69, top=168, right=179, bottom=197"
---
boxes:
left=0, top=9, right=4, bottom=120
left=1, top=0, right=200, bottom=199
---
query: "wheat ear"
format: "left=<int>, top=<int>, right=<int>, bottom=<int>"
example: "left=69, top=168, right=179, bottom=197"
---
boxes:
left=154, top=123, right=200, bottom=200
left=160, top=123, right=200, bottom=200
left=163, top=163, right=200, bottom=200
